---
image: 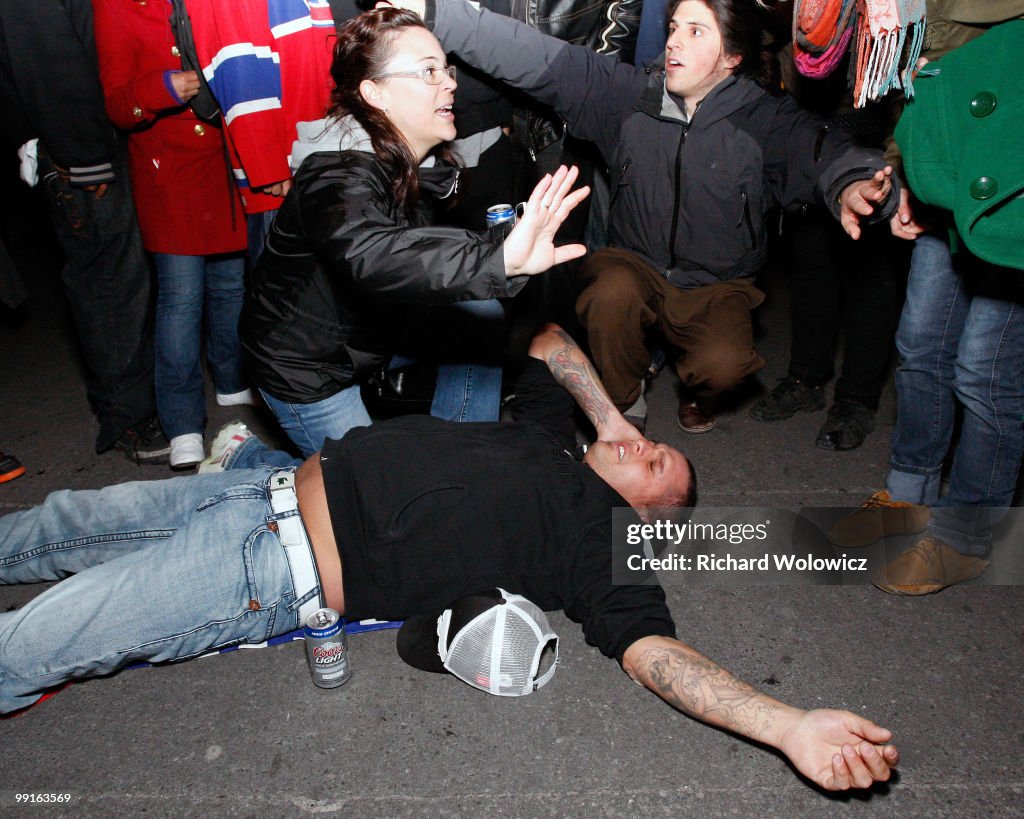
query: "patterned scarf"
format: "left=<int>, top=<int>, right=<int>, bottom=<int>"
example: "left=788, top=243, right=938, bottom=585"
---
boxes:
left=792, top=0, right=927, bottom=106
left=792, top=0, right=858, bottom=79
left=852, top=0, right=927, bottom=107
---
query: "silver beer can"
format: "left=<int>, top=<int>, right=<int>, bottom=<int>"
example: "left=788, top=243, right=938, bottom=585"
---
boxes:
left=304, top=608, right=351, bottom=689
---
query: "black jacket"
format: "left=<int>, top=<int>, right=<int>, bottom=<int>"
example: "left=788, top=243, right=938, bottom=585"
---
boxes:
left=0, top=0, right=118, bottom=185
left=240, top=150, right=525, bottom=403
left=505, top=0, right=643, bottom=158
left=428, top=0, right=900, bottom=288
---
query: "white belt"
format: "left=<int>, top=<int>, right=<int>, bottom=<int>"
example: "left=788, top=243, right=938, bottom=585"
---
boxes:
left=268, top=470, right=322, bottom=625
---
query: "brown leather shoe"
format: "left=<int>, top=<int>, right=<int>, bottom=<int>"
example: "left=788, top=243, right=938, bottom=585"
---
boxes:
left=872, top=535, right=989, bottom=596
left=677, top=401, right=715, bottom=433
left=827, top=490, right=930, bottom=547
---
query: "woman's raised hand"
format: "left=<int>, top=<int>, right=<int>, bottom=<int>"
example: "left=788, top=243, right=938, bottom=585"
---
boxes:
left=502, top=165, right=590, bottom=277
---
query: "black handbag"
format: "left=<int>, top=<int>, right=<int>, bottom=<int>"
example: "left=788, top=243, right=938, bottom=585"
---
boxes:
left=360, top=363, right=438, bottom=419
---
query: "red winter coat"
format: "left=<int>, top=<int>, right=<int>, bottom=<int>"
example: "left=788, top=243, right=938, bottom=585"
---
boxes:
left=92, top=0, right=245, bottom=254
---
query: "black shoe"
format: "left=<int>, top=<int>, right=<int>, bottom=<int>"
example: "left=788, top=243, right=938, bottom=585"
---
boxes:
left=112, top=418, right=171, bottom=465
left=0, top=451, right=26, bottom=484
left=815, top=400, right=875, bottom=451
left=749, top=376, right=825, bottom=421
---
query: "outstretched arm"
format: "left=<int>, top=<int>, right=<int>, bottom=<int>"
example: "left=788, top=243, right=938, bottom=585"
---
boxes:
left=623, top=635, right=900, bottom=791
left=528, top=322, right=640, bottom=442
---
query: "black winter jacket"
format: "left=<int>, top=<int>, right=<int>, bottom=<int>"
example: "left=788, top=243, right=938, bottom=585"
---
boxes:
left=240, top=151, right=524, bottom=403
left=0, top=0, right=118, bottom=185
left=428, top=0, right=900, bottom=288
left=504, top=0, right=643, bottom=158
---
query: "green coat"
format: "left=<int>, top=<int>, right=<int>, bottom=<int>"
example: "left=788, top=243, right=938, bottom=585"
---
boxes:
left=895, top=19, right=1024, bottom=270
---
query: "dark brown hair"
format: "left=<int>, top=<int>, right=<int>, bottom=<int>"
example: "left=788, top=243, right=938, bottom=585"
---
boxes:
left=328, top=8, right=458, bottom=211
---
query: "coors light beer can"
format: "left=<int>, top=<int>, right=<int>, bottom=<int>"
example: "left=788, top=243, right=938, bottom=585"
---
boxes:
left=304, top=608, right=351, bottom=689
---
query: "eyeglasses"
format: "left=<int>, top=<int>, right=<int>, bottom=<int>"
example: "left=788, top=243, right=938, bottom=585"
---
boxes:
left=372, top=65, right=457, bottom=85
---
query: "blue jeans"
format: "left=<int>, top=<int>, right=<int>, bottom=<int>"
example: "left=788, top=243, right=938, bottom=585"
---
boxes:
left=261, top=300, right=505, bottom=455
left=153, top=253, right=247, bottom=438
left=261, top=361, right=500, bottom=458
left=886, top=233, right=1024, bottom=553
left=432, top=363, right=503, bottom=422
left=428, top=298, right=506, bottom=423
left=247, top=210, right=277, bottom=271
left=39, top=140, right=156, bottom=452
left=260, top=385, right=372, bottom=458
left=0, top=468, right=317, bottom=713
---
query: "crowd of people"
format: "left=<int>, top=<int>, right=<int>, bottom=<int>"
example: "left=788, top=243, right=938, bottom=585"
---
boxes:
left=1, top=0, right=1021, bottom=794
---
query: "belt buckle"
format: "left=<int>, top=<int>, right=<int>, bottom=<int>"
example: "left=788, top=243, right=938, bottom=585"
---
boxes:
left=269, top=470, right=298, bottom=513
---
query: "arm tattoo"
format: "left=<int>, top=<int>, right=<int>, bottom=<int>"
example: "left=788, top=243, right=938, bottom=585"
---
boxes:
left=636, top=645, right=777, bottom=740
left=546, top=330, right=615, bottom=428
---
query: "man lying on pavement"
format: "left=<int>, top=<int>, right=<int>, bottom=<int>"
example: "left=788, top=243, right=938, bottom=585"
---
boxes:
left=0, top=323, right=898, bottom=791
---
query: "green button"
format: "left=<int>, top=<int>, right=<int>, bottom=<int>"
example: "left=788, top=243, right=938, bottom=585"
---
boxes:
left=970, top=91, right=997, bottom=118
left=970, top=176, right=998, bottom=200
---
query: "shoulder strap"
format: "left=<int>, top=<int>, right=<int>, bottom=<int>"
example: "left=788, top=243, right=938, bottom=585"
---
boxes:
left=168, top=0, right=221, bottom=121
left=328, top=0, right=364, bottom=32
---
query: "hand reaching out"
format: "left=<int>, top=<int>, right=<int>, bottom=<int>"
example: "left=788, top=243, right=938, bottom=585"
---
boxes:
left=889, top=187, right=928, bottom=241
left=839, top=166, right=895, bottom=240
left=502, top=165, right=590, bottom=277
left=777, top=709, right=899, bottom=791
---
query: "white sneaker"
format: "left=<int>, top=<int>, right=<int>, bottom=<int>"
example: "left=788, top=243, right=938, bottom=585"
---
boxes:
left=198, top=421, right=253, bottom=474
left=216, top=388, right=257, bottom=407
left=169, top=433, right=205, bottom=470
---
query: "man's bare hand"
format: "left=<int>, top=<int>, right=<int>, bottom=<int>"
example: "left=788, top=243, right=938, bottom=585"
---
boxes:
left=84, top=183, right=109, bottom=199
left=170, top=70, right=201, bottom=102
left=889, top=187, right=927, bottom=241
left=839, top=166, right=894, bottom=240
left=777, top=709, right=899, bottom=791
left=503, top=165, right=590, bottom=277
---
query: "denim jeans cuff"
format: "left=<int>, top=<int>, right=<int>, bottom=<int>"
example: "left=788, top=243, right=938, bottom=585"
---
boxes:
left=886, top=466, right=940, bottom=506
left=927, top=522, right=990, bottom=557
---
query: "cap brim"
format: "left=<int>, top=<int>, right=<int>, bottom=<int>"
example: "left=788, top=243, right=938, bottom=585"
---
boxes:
left=396, top=614, right=448, bottom=674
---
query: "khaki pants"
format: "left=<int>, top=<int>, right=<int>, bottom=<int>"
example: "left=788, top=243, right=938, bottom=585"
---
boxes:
left=576, top=248, right=766, bottom=410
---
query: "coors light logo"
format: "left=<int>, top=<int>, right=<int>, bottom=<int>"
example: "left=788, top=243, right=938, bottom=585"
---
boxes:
left=312, top=641, right=346, bottom=664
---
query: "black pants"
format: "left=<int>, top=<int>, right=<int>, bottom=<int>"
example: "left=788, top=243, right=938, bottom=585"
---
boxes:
left=785, top=206, right=910, bottom=410
left=39, top=139, right=156, bottom=451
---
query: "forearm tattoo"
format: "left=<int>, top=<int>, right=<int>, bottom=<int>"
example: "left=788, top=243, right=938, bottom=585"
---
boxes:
left=636, top=645, right=777, bottom=740
left=546, top=330, right=615, bottom=428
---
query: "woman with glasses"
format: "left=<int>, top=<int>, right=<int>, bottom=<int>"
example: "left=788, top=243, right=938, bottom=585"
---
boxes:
left=239, top=7, right=589, bottom=457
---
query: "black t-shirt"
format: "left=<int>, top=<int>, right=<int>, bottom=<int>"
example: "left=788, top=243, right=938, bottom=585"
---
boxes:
left=319, top=363, right=676, bottom=663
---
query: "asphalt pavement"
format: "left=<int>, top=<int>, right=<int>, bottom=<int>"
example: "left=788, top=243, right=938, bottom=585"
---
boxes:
left=1, top=223, right=1021, bottom=818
